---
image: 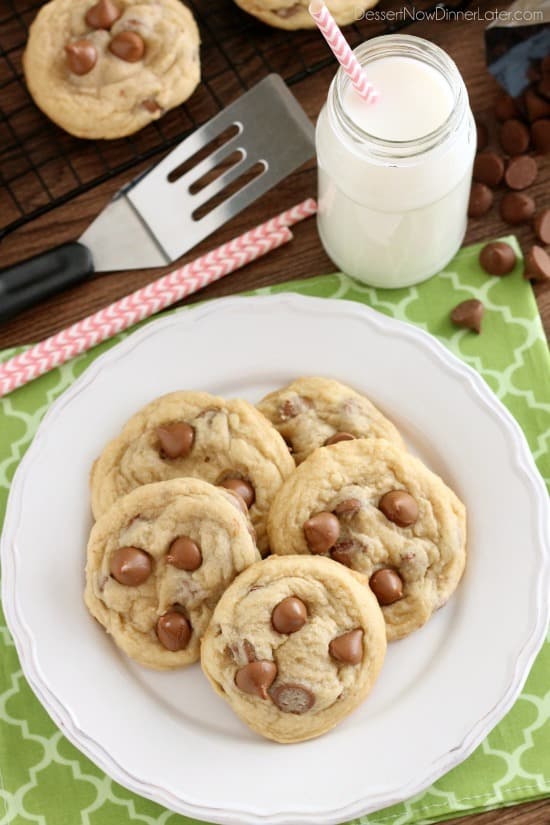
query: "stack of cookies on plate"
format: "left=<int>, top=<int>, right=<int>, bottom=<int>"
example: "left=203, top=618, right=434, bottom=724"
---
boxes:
left=85, top=377, right=467, bottom=743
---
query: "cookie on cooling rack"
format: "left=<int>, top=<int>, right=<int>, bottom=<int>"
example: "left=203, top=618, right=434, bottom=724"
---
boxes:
left=23, top=0, right=200, bottom=139
left=232, top=0, right=379, bottom=30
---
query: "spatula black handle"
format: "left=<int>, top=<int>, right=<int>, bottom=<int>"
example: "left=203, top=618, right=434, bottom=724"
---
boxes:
left=0, top=242, right=94, bottom=324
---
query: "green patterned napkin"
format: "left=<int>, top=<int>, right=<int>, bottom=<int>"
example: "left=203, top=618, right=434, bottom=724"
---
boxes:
left=0, top=236, right=548, bottom=825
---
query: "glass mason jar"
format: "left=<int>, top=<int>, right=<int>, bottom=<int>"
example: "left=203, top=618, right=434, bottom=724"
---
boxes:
left=316, top=35, right=476, bottom=288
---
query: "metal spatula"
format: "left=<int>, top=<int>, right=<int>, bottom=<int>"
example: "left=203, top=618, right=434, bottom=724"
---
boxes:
left=0, top=74, right=315, bottom=323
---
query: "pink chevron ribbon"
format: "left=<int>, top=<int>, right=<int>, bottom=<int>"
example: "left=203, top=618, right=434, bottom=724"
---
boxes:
left=0, top=198, right=317, bottom=398
left=309, top=0, right=378, bottom=103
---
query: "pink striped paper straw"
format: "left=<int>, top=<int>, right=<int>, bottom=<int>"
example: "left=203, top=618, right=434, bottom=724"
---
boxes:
left=0, top=198, right=317, bottom=398
left=309, top=0, right=378, bottom=102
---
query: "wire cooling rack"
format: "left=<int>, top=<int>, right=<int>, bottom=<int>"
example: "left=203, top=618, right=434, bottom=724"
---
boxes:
left=0, top=0, right=471, bottom=241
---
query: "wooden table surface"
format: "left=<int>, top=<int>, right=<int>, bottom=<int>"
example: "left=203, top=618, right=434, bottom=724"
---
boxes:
left=0, top=3, right=548, bottom=824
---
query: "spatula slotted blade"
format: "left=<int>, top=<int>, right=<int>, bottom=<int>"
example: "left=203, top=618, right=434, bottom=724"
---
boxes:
left=129, top=75, right=315, bottom=262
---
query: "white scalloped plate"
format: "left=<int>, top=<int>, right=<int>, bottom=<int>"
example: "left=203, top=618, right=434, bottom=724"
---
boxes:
left=2, top=294, right=549, bottom=825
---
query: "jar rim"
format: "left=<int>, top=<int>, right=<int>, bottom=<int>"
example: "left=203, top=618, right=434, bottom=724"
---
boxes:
left=330, top=34, right=468, bottom=161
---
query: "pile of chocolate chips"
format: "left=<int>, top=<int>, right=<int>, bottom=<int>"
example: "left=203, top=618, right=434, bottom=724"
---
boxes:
left=468, top=54, right=550, bottom=285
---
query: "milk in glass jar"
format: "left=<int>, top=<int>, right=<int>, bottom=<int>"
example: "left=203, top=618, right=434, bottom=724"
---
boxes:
left=316, top=35, right=476, bottom=288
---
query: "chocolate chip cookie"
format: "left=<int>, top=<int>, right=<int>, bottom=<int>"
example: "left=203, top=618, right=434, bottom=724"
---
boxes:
left=201, top=555, right=386, bottom=743
left=268, top=439, right=466, bottom=641
left=23, top=0, right=200, bottom=139
left=257, top=376, right=405, bottom=464
left=233, top=0, right=379, bottom=30
left=90, top=391, right=295, bottom=553
left=85, top=478, right=260, bottom=669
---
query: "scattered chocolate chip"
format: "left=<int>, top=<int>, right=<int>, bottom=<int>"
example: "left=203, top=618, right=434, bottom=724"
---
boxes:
left=85, top=0, right=121, bottom=29
left=166, top=536, right=202, bottom=571
left=157, top=422, right=195, bottom=459
left=270, top=683, right=315, bottom=714
left=329, top=628, right=363, bottom=665
left=379, top=490, right=418, bottom=527
left=219, top=478, right=255, bottom=508
left=303, top=511, right=340, bottom=554
left=473, top=152, right=504, bottom=187
left=235, top=661, right=277, bottom=699
left=369, top=568, right=404, bottom=606
left=450, top=299, right=484, bottom=334
left=475, top=120, right=488, bottom=151
left=500, top=192, right=536, bottom=225
left=330, top=541, right=356, bottom=566
left=479, top=241, right=517, bottom=276
left=110, top=546, right=152, bottom=586
left=468, top=182, right=493, bottom=218
left=531, top=120, right=550, bottom=154
left=109, top=30, right=145, bottom=62
left=333, top=498, right=362, bottom=517
left=495, top=93, right=520, bottom=121
left=271, top=596, right=307, bottom=634
left=499, top=119, right=530, bottom=155
left=524, top=246, right=550, bottom=282
left=504, top=155, right=538, bottom=190
left=65, top=40, right=97, bottom=75
left=156, top=610, right=192, bottom=651
left=324, top=432, right=356, bottom=446
left=524, top=88, right=550, bottom=122
left=534, top=209, right=550, bottom=245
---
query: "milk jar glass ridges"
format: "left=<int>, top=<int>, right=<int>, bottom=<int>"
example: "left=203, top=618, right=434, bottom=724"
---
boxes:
left=316, top=34, right=476, bottom=288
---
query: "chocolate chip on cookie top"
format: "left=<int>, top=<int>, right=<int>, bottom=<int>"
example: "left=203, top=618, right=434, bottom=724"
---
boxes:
left=85, top=0, right=121, bottom=29
left=109, top=30, right=146, bottom=62
left=219, top=477, right=255, bottom=509
left=278, top=396, right=313, bottom=420
left=270, top=684, right=315, bottom=714
left=330, top=541, right=357, bottom=566
left=303, top=512, right=340, bottom=554
left=110, top=546, right=152, bottom=585
left=271, top=596, right=307, bottom=634
left=369, top=568, right=404, bottom=606
left=65, top=40, right=98, bottom=75
left=222, top=488, right=250, bottom=517
left=166, top=536, right=202, bottom=571
left=329, top=629, right=364, bottom=665
left=378, top=490, right=419, bottom=527
left=324, top=431, right=356, bottom=445
left=156, top=609, right=192, bottom=651
left=156, top=422, right=195, bottom=459
left=333, top=497, right=362, bottom=517
left=235, top=661, right=278, bottom=699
